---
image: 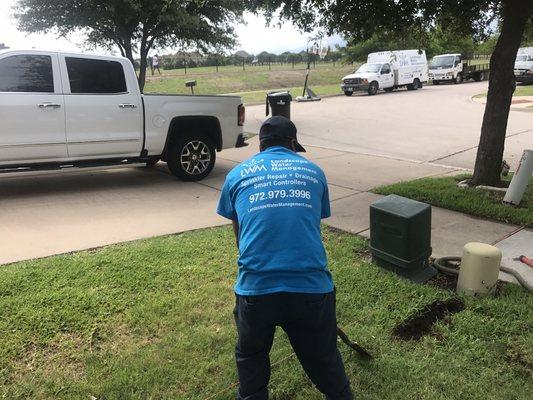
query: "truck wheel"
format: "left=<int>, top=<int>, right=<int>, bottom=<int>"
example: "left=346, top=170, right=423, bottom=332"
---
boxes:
left=454, top=74, right=463, bottom=84
left=367, top=82, right=379, bottom=95
left=407, top=79, right=420, bottom=90
left=473, top=72, right=485, bottom=82
left=166, top=133, right=216, bottom=181
left=416, top=79, right=423, bottom=89
left=344, top=91, right=353, bottom=96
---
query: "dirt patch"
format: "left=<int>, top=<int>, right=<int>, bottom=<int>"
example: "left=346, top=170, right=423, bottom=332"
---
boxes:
left=393, top=298, right=465, bottom=341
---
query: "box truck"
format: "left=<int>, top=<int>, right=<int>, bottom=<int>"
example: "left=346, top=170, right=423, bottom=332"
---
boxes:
left=429, top=54, right=489, bottom=84
left=341, top=49, right=428, bottom=96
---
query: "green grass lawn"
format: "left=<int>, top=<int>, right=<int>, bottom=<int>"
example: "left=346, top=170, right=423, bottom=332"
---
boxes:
left=475, top=84, right=533, bottom=98
left=374, top=174, right=533, bottom=226
left=1, top=226, right=532, bottom=399
left=143, top=62, right=357, bottom=104
left=514, top=85, right=533, bottom=96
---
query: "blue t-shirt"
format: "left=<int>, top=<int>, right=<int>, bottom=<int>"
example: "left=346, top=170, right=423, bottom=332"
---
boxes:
left=217, top=146, right=334, bottom=295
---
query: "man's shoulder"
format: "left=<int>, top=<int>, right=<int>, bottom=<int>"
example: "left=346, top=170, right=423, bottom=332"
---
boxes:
left=292, top=154, right=327, bottom=179
left=226, top=152, right=265, bottom=180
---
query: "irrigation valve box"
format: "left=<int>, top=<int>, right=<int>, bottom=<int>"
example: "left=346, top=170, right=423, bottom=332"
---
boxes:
left=370, top=195, right=436, bottom=282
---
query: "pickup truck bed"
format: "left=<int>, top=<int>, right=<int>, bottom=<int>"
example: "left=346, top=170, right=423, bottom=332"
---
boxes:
left=0, top=49, right=246, bottom=181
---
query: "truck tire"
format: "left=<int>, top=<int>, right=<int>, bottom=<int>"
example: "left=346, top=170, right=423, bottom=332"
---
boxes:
left=416, top=79, right=423, bottom=89
left=344, top=91, right=353, bottom=96
left=166, top=133, right=216, bottom=181
left=367, top=81, right=379, bottom=95
left=454, top=73, right=463, bottom=84
left=473, top=71, right=485, bottom=82
left=407, top=78, right=420, bottom=90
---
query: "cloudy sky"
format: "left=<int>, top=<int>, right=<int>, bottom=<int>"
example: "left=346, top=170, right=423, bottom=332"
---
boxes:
left=0, top=1, right=344, bottom=56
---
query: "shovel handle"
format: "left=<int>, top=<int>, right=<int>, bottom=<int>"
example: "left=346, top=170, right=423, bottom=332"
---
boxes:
left=337, top=326, right=373, bottom=360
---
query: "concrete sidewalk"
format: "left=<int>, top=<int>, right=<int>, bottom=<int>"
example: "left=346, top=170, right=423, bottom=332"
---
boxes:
left=221, top=138, right=532, bottom=287
left=1, top=125, right=530, bottom=287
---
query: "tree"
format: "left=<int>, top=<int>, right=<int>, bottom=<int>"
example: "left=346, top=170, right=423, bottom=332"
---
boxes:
left=250, top=0, right=533, bottom=186
left=342, top=26, right=477, bottom=63
left=257, top=51, right=276, bottom=65
left=14, top=0, right=246, bottom=91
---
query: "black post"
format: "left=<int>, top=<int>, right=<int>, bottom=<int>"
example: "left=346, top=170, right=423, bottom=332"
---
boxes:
left=302, top=53, right=311, bottom=98
left=242, top=59, right=245, bottom=71
left=216, top=57, right=219, bottom=73
left=184, top=61, right=187, bottom=75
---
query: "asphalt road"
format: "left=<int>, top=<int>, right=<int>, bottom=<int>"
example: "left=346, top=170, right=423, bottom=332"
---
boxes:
left=246, top=81, right=533, bottom=170
left=1, top=81, right=531, bottom=264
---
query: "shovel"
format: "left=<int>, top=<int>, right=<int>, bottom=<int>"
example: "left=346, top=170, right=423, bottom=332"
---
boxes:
left=336, top=326, right=373, bottom=360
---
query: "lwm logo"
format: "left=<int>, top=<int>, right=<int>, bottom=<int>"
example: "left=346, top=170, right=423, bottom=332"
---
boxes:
left=241, top=164, right=267, bottom=177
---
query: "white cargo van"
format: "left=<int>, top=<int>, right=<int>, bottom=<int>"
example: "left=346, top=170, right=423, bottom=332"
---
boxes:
left=341, top=49, right=428, bottom=96
left=429, top=54, right=489, bottom=84
left=514, top=47, right=533, bottom=84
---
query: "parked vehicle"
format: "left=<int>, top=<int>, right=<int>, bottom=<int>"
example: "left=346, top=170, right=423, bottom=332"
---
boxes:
left=514, top=47, right=533, bottom=84
left=429, top=54, right=489, bottom=84
left=0, top=49, right=246, bottom=181
left=341, top=49, right=428, bottom=96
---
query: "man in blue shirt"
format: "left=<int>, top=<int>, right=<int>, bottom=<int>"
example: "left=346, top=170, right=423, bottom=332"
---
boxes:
left=217, top=116, right=353, bottom=400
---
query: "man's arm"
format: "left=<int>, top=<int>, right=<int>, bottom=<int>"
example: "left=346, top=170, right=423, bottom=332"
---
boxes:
left=232, top=219, right=239, bottom=248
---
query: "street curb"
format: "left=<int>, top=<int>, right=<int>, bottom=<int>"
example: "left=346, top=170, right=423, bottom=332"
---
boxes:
left=471, top=94, right=533, bottom=113
left=243, top=93, right=344, bottom=107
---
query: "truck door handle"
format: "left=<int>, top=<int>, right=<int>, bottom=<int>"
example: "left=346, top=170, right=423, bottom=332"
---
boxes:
left=118, top=103, right=137, bottom=109
left=37, top=103, right=61, bottom=109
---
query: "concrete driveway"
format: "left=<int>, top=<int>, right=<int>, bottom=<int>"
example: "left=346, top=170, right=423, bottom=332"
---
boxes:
left=1, top=81, right=531, bottom=265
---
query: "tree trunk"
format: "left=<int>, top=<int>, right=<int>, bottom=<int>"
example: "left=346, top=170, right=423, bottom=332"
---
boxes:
left=138, top=54, right=148, bottom=92
left=471, top=0, right=531, bottom=186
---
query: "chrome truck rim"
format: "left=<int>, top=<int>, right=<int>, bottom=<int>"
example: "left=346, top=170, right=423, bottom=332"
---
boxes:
left=180, top=140, right=211, bottom=175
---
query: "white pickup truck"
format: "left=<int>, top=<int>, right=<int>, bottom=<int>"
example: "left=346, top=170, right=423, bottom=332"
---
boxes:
left=514, top=47, right=533, bottom=84
left=0, top=49, right=246, bottom=181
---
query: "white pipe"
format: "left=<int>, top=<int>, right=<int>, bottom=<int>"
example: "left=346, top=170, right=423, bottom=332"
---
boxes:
left=503, top=149, right=533, bottom=206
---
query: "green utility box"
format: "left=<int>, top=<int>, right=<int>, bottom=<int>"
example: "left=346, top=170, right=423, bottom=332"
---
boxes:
left=370, top=195, right=435, bottom=282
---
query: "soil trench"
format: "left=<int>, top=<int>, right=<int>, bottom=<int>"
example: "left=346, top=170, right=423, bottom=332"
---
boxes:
left=393, top=298, right=466, bottom=341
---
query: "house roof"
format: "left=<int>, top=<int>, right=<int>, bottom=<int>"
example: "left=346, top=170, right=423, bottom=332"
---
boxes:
left=234, top=50, right=251, bottom=59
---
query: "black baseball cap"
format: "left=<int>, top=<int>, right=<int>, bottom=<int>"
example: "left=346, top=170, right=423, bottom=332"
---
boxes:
left=259, top=116, right=306, bottom=152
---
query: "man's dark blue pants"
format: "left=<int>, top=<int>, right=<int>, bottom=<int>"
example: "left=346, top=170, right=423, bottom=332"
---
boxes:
left=233, top=291, right=353, bottom=400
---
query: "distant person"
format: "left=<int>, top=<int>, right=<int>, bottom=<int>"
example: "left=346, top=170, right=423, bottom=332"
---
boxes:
left=152, top=54, right=161, bottom=75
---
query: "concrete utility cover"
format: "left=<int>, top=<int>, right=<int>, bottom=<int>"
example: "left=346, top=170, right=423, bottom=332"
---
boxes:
left=496, top=229, right=533, bottom=286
